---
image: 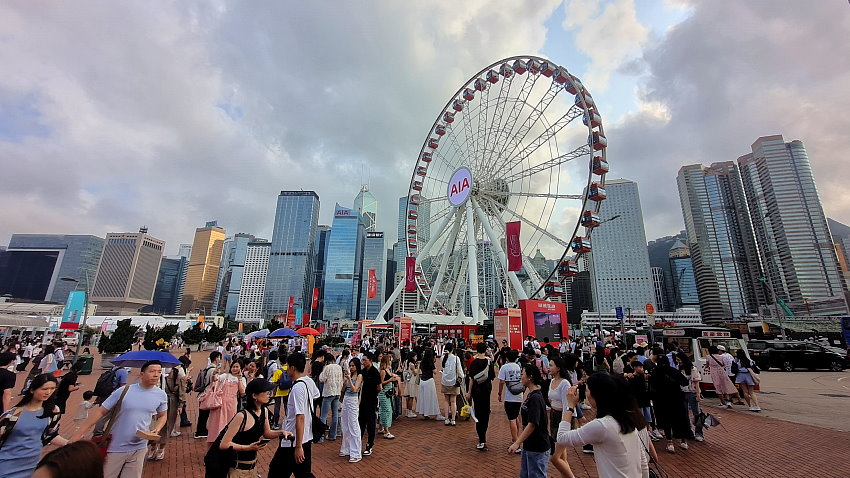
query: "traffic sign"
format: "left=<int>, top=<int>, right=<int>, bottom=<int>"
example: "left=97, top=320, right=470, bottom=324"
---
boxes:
left=645, top=302, right=655, bottom=315
left=615, top=307, right=624, bottom=319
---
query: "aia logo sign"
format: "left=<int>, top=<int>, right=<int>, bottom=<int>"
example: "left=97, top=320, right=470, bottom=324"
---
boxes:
left=447, top=167, right=472, bottom=206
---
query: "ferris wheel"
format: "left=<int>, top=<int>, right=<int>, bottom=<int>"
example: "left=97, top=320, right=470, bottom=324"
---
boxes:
left=377, top=55, right=608, bottom=323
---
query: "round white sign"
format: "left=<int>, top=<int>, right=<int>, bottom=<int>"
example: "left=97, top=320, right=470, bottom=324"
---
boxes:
left=447, top=167, right=472, bottom=207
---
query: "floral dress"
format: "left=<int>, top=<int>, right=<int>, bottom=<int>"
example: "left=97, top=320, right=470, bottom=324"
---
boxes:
left=378, top=371, right=394, bottom=428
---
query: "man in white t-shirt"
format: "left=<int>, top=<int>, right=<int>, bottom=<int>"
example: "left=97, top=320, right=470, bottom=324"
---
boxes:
left=497, top=349, right=524, bottom=448
left=269, top=353, right=321, bottom=477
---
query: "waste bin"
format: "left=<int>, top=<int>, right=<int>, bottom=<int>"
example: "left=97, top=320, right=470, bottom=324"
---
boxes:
left=78, top=354, right=95, bottom=375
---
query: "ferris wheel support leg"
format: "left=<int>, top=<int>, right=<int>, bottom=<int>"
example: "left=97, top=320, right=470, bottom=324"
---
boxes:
left=472, top=199, right=528, bottom=301
left=464, top=200, right=482, bottom=324
left=426, top=212, right=463, bottom=312
left=372, top=209, right=458, bottom=322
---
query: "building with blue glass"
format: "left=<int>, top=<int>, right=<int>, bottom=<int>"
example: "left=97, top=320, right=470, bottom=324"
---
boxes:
left=0, top=234, right=104, bottom=303
left=312, top=225, right=331, bottom=321
left=359, top=232, right=386, bottom=320
left=263, top=191, right=320, bottom=321
left=669, top=240, right=699, bottom=310
left=323, top=204, right=366, bottom=322
left=146, top=256, right=188, bottom=314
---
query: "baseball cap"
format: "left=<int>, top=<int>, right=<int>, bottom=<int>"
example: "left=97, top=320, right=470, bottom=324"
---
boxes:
left=245, top=378, right=275, bottom=397
left=717, top=345, right=726, bottom=351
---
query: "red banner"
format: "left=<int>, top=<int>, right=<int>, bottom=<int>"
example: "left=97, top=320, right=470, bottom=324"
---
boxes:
left=287, top=296, right=295, bottom=318
left=506, top=221, right=522, bottom=271
left=405, top=257, right=416, bottom=292
left=367, top=269, right=378, bottom=299
left=311, top=288, right=319, bottom=309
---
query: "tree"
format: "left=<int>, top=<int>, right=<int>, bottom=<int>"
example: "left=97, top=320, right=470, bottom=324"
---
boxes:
left=143, top=324, right=179, bottom=350
left=206, top=323, right=227, bottom=344
left=103, top=319, right=139, bottom=354
left=182, top=323, right=205, bottom=345
left=266, top=319, right=284, bottom=332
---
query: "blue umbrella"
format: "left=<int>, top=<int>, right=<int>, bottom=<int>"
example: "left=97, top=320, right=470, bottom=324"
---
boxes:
left=269, top=328, right=300, bottom=338
left=247, top=329, right=270, bottom=338
left=110, top=350, right=182, bottom=368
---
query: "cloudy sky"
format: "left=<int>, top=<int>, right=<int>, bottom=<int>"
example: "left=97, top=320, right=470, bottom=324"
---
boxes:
left=2, top=0, right=849, bottom=255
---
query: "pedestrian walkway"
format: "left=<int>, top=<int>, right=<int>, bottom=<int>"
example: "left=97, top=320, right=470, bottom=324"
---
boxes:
left=23, top=353, right=848, bottom=478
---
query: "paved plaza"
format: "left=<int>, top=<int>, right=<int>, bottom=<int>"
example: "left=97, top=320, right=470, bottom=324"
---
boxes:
left=16, top=354, right=848, bottom=478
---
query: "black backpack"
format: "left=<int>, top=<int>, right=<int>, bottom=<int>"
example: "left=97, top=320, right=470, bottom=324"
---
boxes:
left=93, top=368, right=119, bottom=397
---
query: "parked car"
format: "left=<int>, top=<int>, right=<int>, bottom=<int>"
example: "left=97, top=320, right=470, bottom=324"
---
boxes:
left=748, top=340, right=847, bottom=372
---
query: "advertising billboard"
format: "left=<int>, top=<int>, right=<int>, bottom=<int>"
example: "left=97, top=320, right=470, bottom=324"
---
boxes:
left=494, top=308, right=523, bottom=350
left=518, top=299, right=568, bottom=341
left=60, top=290, right=86, bottom=330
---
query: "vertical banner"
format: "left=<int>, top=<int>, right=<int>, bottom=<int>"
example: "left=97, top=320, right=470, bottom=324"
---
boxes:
left=60, top=291, right=86, bottom=330
left=405, top=257, right=416, bottom=292
left=506, top=221, right=522, bottom=271
left=397, top=317, right=413, bottom=344
left=367, top=269, right=378, bottom=299
left=311, top=288, right=319, bottom=310
left=238, top=322, right=243, bottom=332
left=287, top=296, right=295, bottom=318
left=295, top=308, right=303, bottom=326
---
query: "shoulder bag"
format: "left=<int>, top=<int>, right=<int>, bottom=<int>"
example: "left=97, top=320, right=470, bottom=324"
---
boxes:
left=199, top=377, right=223, bottom=411
left=295, top=380, right=328, bottom=444
left=204, top=410, right=247, bottom=478
left=91, top=385, right=131, bottom=458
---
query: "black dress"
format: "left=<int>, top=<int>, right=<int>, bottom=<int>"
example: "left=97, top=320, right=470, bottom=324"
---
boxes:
left=468, top=358, right=495, bottom=443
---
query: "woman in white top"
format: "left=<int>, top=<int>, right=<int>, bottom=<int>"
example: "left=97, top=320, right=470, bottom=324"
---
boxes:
left=548, top=357, right=575, bottom=478
left=402, top=352, right=420, bottom=418
left=557, top=373, right=657, bottom=478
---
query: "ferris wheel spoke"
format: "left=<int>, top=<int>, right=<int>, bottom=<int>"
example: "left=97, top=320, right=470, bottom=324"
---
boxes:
left=472, top=198, right=529, bottom=301
left=522, top=255, right=546, bottom=293
left=503, top=143, right=591, bottom=183
left=425, top=212, right=463, bottom=311
left=492, top=104, right=584, bottom=179
left=491, top=74, right=543, bottom=166
left=482, top=197, right=571, bottom=249
left=484, top=73, right=514, bottom=172
left=479, top=190, right=584, bottom=200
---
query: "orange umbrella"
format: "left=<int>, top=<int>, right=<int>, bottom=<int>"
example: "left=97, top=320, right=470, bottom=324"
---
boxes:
left=296, top=327, right=320, bottom=336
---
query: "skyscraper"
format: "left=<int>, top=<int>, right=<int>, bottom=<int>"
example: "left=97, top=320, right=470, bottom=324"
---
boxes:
left=359, top=232, right=387, bottom=320
left=651, top=267, right=666, bottom=311
left=647, top=231, right=689, bottom=311
left=588, top=179, right=655, bottom=312
left=180, top=221, right=226, bottom=315
left=236, top=239, right=270, bottom=323
left=312, top=225, right=332, bottom=321
left=264, top=191, right=320, bottom=321
left=323, top=204, right=366, bottom=322
left=91, top=228, right=165, bottom=315
left=739, top=135, right=847, bottom=315
left=354, top=186, right=378, bottom=232
left=668, top=240, right=699, bottom=310
left=677, top=162, right=763, bottom=321
left=0, top=234, right=103, bottom=303
left=212, top=233, right=255, bottom=318
left=146, top=256, right=187, bottom=314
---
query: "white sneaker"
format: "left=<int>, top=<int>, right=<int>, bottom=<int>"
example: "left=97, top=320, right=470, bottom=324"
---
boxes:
left=436, top=414, right=447, bottom=421
left=749, top=406, right=761, bottom=412
left=406, top=411, right=417, bottom=418
left=170, top=430, right=181, bottom=437
left=580, top=403, right=592, bottom=410
left=679, top=441, right=689, bottom=450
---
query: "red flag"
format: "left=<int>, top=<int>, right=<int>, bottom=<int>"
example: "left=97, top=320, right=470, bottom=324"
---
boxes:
left=506, top=221, right=522, bottom=271
left=287, top=296, right=295, bottom=318
left=405, top=256, right=416, bottom=292
left=367, top=269, right=378, bottom=298
left=311, top=288, right=319, bottom=309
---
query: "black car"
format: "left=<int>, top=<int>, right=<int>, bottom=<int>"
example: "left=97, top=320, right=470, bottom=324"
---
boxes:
left=748, top=340, right=847, bottom=372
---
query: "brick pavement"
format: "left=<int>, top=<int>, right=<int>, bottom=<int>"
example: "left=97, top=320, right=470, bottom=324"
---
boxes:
left=15, top=352, right=847, bottom=478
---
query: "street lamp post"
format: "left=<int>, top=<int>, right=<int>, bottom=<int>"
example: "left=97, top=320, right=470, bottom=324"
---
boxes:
left=60, top=271, right=90, bottom=359
left=758, top=276, right=786, bottom=340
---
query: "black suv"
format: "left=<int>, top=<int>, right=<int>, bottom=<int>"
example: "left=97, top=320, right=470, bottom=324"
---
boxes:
left=748, top=340, right=847, bottom=372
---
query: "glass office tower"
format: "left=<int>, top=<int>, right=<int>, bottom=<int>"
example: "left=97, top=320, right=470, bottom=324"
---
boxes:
left=263, top=191, right=320, bottom=321
left=323, top=204, right=366, bottom=322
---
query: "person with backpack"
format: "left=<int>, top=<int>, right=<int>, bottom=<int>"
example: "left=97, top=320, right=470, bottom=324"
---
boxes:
left=91, top=363, right=129, bottom=438
left=268, top=353, right=321, bottom=477
left=194, top=351, right=222, bottom=439
left=269, top=354, right=295, bottom=429
left=439, top=343, right=464, bottom=426
left=498, top=349, right=524, bottom=451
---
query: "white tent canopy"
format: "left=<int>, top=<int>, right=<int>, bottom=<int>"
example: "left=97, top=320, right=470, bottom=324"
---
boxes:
left=387, top=310, right=485, bottom=326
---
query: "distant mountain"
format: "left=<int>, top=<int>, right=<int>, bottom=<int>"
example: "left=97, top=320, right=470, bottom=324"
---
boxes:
left=828, top=218, right=850, bottom=240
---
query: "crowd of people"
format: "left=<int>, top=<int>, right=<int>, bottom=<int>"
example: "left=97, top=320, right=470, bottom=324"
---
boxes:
left=0, top=331, right=763, bottom=478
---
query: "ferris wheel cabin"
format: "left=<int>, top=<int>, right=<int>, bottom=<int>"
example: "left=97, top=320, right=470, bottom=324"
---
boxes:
left=544, top=281, right=565, bottom=297
left=588, top=132, right=608, bottom=151
left=420, top=152, right=432, bottom=163
left=463, top=88, right=475, bottom=101
left=591, top=157, right=609, bottom=175
left=486, top=69, right=500, bottom=83
left=587, top=183, right=607, bottom=201
left=443, top=111, right=455, bottom=123
left=571, top=237, right=592, bottom=253
left=558, top=261, right=579, bottom=276
left=581, top=211, right=601, bottom=228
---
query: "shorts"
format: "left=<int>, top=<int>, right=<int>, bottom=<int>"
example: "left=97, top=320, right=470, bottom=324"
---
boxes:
left=505, top=401, right=521, bottom=420
left=440, top=384, right=461, bottom=395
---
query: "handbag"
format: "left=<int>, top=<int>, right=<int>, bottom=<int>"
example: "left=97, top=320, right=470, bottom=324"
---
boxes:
left=204, top=410, right=247, bottom=478
left=199, top=378, right=223, bottom=410
left=473, top=363, right=489, bottom=384
left=91, top=385, right=131, bottom=458
left=295, top=380, right=327, bottom=444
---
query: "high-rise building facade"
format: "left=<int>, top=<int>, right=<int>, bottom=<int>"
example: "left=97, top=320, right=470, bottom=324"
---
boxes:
left=739, top=135, right=847, bottom=315
left=213, top=233, right=255, bottom=318
left=651, top=267, right=666, bottom=311
left=354, top=186, right=378, bottom=232
left=359, top=232, right=387, bottom=320
left=588, top=179, right=655, bottom=312
left=647, top=231, right=688, bottom=311
left=668, top=240, right=699, bottom=310
left=0, top=234, right=103, bottom=303
left=677, top=162, right=763, bottom=321
left=180, top=221, right=226, bottom=315
left=146, top=256, right=187, bottom=314
left=264, top=191, right=320, bottom=321
left=236, top=240, right=270, bottom=323
left=91, top=229, right=165, bottom=315
left=312, top=225, right=332, bottom=321
left=323, top=204, right=366, bottom=322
